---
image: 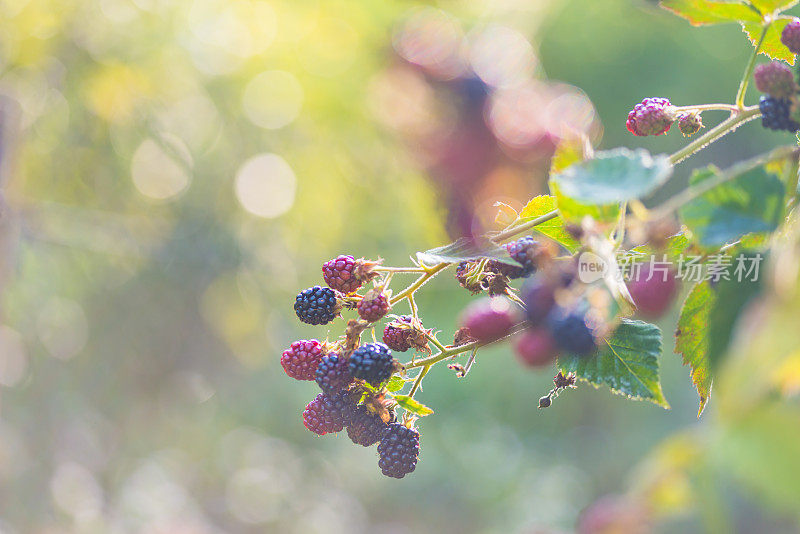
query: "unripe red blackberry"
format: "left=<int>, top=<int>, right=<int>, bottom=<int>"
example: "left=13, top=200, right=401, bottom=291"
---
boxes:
left=382, top=315, right=414, bottom=352
left=677, top=112, right=703, bottom=137
left=348, top=342, right=395, bottom=385
left=514, top=328, right=558, bottom=368
left=521, top=277, right=556, bottom=326
left=302, top=391, right=354, bottom=435
left=754, top=61, right=798, bottom=99
left=627, top=264, right=678, bottom=319
left=322, top=255, right=360, bottom=293
left=281, top=339, right=325, bottom=380
left=377, top=423, right=420, bottom=478
left=357, top=288, right=390, bottom=322
left=547, top=307, right=597, bottom=356
left=346, top=404, right=387, bottom=446
left=294, top=286, right=341, bottom=325
left=314, top=353, right=352, bottom=393
left=460, top=297, right=518, bottom=343
left=626, top=98, right=675, bottom=136
left=781, top=19, right=800, bottom=55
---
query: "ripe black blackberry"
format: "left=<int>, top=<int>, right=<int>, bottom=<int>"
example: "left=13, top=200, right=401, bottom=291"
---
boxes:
left=346, top=404, right=387, bottom=446
left=382, top=316, right=413, bottom=352
left=348, top=342, right=395, bottom=385
left=294, top=286, right=341, bottom=325
left=377, top=423, right=420, bottom=478
left=759, top=95, right=800, bottom=132
left=302, top=391, right=354, bottom=435
left=315, top=353, right=352, bottom=393
left=499, top=236, right=539, bottom=279
left=281, top=339, right=325, bottom=381
left=547, top=307, right=597, bottom=356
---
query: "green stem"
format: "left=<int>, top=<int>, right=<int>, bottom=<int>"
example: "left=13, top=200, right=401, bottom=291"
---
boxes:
left=492, top=210, right=559, bottom=243
left=735, top=23, right=770, bottom=110
left=404, top=322, right=529, bottom=369
left=409, top=364, right=430, bottom=398
left=785, top=154, right=800, bottom=209
left=669, top=106, right=761, bottom=165
left=389, top=263, right=450, bottom=305
left=674, top=103, right=739, bottom=113
left=654, top=145, right=797, bottom=219
left=373, top=266, right=427, bottom=273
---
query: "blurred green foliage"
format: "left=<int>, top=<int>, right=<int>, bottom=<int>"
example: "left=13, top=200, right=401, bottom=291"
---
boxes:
left=0, top=0, right=799, bottom=532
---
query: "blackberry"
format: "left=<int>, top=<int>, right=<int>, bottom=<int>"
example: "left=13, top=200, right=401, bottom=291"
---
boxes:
left=281, top=339, right=325, bottom=381
left=547, top=307, right=597, bottom=356
left=314, top=353, right=352, bottom=393
left=322, top=255, right=361, bottom=293
left=627, top=264, right=679, bottom=319
left=677, top=112, right=703, bottom=137
left=302, top=391, right=354, bottom=435
left=626, top=98, right=675, bottom=136
left=357, top=289, right=390, bottom=323
left=348, top=342, right=395, bottom=385
left=382, top=316, right=413, bottom=352
left=495, top=236, right=539, bottom=279
left=378, top=423, right=420, bottom=479
left=294, top=286, right=340, bottom=325
left=346, top=404, right=387, bottom=446
left=514, top=328, right=558, bottom=369
left=781, top=19, right=800, bottom=55
left=754, top=61, right=798, bottom=99
left=521, top=278, right=556, bottom=326
left=460, top=297, right=517, bottom=343
left=759, top=95, right=800, bottom=132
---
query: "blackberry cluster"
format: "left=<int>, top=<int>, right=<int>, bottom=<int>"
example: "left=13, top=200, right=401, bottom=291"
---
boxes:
left=315, top=353, right=352, bottom=393
left=349, top=342, right=395, bottom=385
left=759, top=95, right=800, bottom=132
left=346, top=404, right=387, bottom=446
left=281, top=339, right=325, bottom=381
left=294, top=286, right=340, bottom=325
left=378, top=423, right=420, bottom=479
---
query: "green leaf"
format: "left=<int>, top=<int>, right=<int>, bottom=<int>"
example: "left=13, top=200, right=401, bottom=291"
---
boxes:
left=624, top=232, right=692, bottom=263
left=741, top=16, right=797, bottom=64
left=707, top=253, right=764, bottom=370
left=675, top=281, right=715, bottom=417
left=748, top=0, right=798, bottom=15
left=660, top=0, right=761, bottom=26
left=550, top=134, right=592, bottom=175
left=518, top=195, right=581, bottom=252
left=417, top=238, right=522, bottom=267
left=386, top=375, right=406, bottom=393
left=393, top=394, right=434, bottom=416
left=679, top=165, right=786, bottom=247
left=550, top=148, right=673, bottom=205
left=551, top=181, right=621, bottom=224
left=559, top=320, right=669, bottom=408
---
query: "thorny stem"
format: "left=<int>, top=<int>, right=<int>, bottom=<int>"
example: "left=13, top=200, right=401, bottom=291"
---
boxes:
left=669, top=106, right=761, bottom=165
left=389, top=263, right=449, bottom=305
left=735, top=23, right=770, bottom=110
left=491, top=210, right=560, bottom=243
left=404, top=322, right=529, bottom=369
left=373, top=266, right=428, bottom=273
left=409, top=364, right=430, bottom=398
left=674, top=103, right=739, bottom=113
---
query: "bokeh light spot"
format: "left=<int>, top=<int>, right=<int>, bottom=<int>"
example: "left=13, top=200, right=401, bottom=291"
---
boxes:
left=36, top=297, right=89, bottom=361
left=131, top=136, right=192, bottom=201
left=241, top=70, right=303, bottom=130
left=234, top=154, right=296, bottom=218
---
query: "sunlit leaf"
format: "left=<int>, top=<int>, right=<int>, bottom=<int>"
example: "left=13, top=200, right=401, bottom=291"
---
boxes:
left=675, top=281, right=715, bottom=417
left=393, top=394, right=434, bottom=416
left=741, top=16, right=796, bottom=64
left=660, top=0, right=761, bottom=25
left=748, top=0, right=798, bottom=16
left=417, top=238, right=521, bottom=267
left=386, top=375, right=406, bottom=393
left=551, top=181, right=622, bottom=224
left=518, top=195, right=581, bottom=252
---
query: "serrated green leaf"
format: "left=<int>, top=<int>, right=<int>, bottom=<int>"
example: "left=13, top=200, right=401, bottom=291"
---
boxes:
left=660, top=0, right=761, bottom=26
left=386, top=375, right=406, bottom=393
left=393, top=394, right=434, bottom=416
left=518, top=195, right=581, bottom=252
left=559, top=320, right=669, bottom=408
left=748, top=0, right=798, bottom=16
left=550, top=148, right=673, bottom=205
left=416, top=238, right=522, bottom=267
left=741, top=16, right=796, bottom=64
left=551, top=181, right=622, bottom=224
left=675, top=281, right=715, bottom=417
left=679, top=165, right=786, bottom=247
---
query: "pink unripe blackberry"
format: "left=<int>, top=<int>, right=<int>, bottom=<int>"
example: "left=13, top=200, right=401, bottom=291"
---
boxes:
left=460, top=297, right=518, bottom=343
left=754, top=61, right=798, bottom=99
left=781, top=19, right=800, bottom=55
left=514, top=328, right=558, bottom=369
left=627, top=264, right=678, bottom=319
left=302, top=391, right=354, bottom=436
left=357, top=288, right=390, bottom=322
left=626, top=98, right=675, bottom=136
left=281, top=339, right=325, bottom=380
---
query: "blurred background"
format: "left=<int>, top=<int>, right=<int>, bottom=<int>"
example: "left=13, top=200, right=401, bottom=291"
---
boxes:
left=0, top=0, right=798, bottom=532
